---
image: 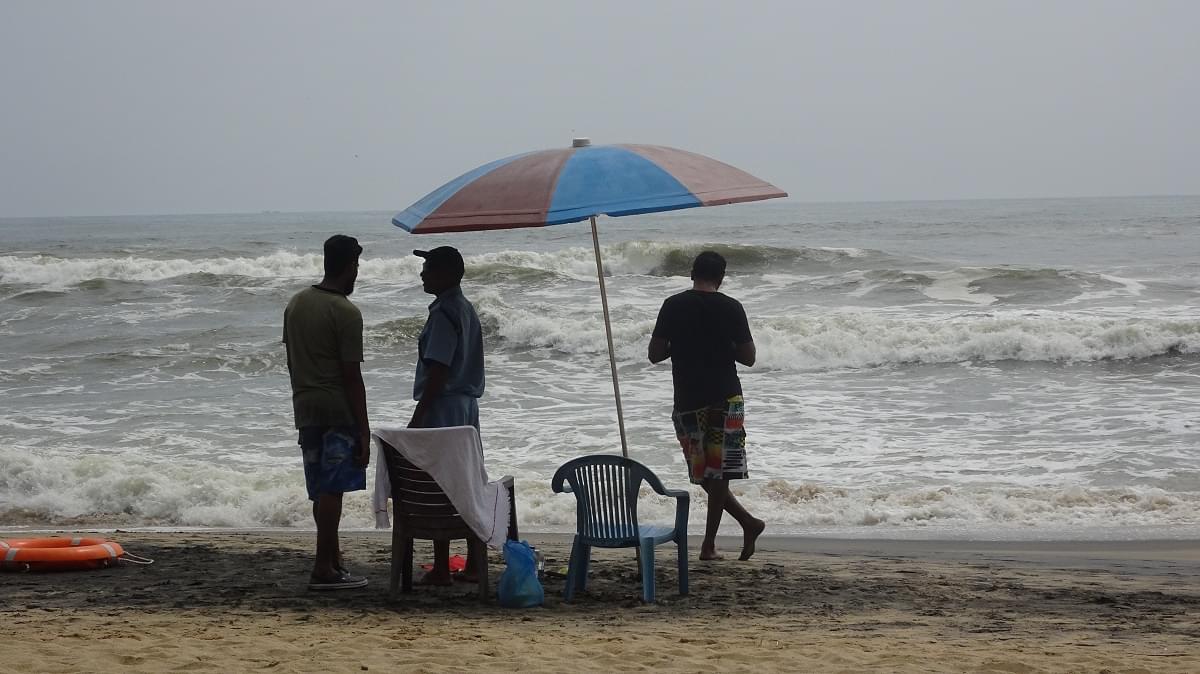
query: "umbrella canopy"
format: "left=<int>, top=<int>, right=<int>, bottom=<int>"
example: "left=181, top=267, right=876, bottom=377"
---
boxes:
left=394, top=140, right=786, bottom=457
left=393, top=142, right=786, bottom=233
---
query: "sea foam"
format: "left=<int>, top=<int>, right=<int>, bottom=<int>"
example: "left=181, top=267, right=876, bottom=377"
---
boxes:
left=3, top=448, right=1198, bottom=538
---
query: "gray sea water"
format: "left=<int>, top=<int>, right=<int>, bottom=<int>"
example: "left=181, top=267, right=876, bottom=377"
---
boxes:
left=2, top=196, right=1198, bottom=539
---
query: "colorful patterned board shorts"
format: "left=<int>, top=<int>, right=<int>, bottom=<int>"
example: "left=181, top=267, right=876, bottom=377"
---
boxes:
left=298, top=426, right=367, bottom=501
left=672, top=395, right=748, bottom=485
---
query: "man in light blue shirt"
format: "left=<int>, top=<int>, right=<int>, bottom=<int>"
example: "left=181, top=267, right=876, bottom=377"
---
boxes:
left=410, top=246, right=485, bottom=430
left=408, top=246, right=486, bottom=585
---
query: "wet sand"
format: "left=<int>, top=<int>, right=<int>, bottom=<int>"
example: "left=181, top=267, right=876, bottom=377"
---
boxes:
left=2, top=531, right=1198, bottom=673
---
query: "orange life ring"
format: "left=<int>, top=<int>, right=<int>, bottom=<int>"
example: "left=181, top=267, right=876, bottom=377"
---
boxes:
left=0, top=537, right=125, bottom=571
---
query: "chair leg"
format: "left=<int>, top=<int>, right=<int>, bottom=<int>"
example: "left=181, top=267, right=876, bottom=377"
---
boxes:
left=576, top=544, right=592, bottom=592
left=389, top=518, right=402, bottom=600
left=677, top=536, right=688, bottom=596
left=472, top=536, right=489, bottom=602
left=507, top=482, right=519, bottom=541
left=401, top=536, right=414, bottom=593
left=564, top=536, right=581, bottom=601
left=639, top=539, right=656, bottom=603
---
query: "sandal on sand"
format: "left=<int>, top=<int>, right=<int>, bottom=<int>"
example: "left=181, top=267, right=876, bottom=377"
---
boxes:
left=308, top=571, right=369, bottom=591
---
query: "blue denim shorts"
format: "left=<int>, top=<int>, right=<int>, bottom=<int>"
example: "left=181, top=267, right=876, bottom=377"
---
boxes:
left=298, top=426, right=367, bottom=501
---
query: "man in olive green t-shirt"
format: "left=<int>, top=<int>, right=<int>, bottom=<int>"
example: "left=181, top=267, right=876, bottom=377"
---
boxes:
left=283, top=234, right=371, bottom=591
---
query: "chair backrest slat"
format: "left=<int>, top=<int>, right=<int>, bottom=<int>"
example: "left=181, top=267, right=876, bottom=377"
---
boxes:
left=605, top=463, right=616, bottom=537
left=380, top=440, right=463, bottom=521
left=597, top=464, right=608, bottom=538
left=582, top=463, right=596, bottom=538
left=608, top=463, right=621, bottom=536
left=585, top=464, right=597, bottom=538
left=612, top=463, right=627, bottom=534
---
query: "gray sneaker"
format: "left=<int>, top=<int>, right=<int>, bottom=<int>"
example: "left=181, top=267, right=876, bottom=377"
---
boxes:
left=308, top=571, right=369, bottom=591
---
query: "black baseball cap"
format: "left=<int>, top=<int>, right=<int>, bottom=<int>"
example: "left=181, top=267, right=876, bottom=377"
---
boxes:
left=414, top=246, right=465, bottom=276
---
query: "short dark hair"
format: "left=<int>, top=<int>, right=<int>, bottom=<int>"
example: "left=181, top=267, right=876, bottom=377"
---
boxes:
left=691, top=250, right=726, bottom=282
left=323, top=235, right=362, bottom=276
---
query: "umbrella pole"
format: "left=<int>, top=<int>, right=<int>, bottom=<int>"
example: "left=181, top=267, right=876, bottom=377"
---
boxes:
left=589, top=215, right=630, bottom=458
left=590, top=215, right=643, bottom=576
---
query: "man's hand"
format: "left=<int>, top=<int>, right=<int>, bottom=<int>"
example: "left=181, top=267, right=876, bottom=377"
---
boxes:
left=409, top=360, right=447, bottom=428
left=340, top=360, right=370, bottom=467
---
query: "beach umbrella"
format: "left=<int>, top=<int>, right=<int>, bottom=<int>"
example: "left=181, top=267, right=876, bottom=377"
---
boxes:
left=393, top=139, right=787, bottom=458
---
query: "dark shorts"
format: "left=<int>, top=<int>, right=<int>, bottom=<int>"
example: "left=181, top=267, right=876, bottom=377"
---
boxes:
left=298, top=426, right=366, bottom=501
left=420, top=394, right=480, bottom=430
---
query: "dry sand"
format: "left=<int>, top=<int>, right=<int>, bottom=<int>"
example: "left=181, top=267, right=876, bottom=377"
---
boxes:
left=2, top=531, right=1198, bottom=673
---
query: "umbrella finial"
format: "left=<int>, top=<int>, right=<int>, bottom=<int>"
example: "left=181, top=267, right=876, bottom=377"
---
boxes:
left=572, top=137, right=591, bottom=148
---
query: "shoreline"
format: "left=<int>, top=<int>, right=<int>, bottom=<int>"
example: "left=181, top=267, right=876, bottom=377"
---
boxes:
left=6, top=526, right=1200, bottom=553
left=3, top=530, right=1198, bottom=672
left=6, top=528, right=1200, bottom=572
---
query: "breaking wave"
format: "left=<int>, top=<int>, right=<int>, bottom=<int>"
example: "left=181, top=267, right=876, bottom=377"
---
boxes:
left=749, top=313, right=1200, bottom=370
left=479, top=298, right=1200, bottom=369
left=0, top=242, right=881, bottom=288
left=3, top=448, right=1198, bottom=537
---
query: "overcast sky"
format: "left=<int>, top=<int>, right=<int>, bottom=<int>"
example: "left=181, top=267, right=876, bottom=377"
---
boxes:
left=1, top=1, right=1196, bottom=217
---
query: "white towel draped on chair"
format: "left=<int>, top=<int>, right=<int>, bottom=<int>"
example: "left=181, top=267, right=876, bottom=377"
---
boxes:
left=371, top=425, right=510, bottom=549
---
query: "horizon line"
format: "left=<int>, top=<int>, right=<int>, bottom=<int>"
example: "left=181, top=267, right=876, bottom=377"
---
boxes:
left=1, top=192, right=1197, bottom=221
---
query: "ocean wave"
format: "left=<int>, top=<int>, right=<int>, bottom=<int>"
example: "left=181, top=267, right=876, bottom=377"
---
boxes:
left=11, top=304, right=1197, bottom=376
left=0, top=252, right=326, bottom=288
left=1, top=246, right=1158, bottom=320
left=751, top=313, right=1200, bottom=370
left=464, top=262, right=564, bottom=284
left=605, top=241, right=872, bottom=276
left=0, top=451, right=313, bottom=528
left=741, top=480, right=1200, bottom=531
left=841, top=267, right=1148, bottom=306
left=368, top=316, right=432, bottom=347
left=3, top=342, right=290, bottom=380
left=3, top=448, right=1197, bottom=534
left=0, top=242, right=882, bottom=288
left=478, top=301, right=1200, bottom=369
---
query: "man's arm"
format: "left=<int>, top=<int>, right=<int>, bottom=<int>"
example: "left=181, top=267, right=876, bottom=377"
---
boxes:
left=340, top=361, right=371, bottom=467
left=731, top=299, right=755, bottom=367
left=649, top=300, right=673, bottom=364
left=648, top=337, right=670, bottom=363
left=734, top=340, right=756, bottom=367
left=282, top=311, right=291, bottom=376
left=409, top=361, right=449, bottom=428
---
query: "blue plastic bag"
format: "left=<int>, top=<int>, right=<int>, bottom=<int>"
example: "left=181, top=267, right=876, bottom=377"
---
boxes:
left=497, top=539, right=544, bottom=608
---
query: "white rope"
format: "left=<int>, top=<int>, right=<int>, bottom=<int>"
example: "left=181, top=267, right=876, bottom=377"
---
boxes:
left=119, top=552, right=155, bottom=566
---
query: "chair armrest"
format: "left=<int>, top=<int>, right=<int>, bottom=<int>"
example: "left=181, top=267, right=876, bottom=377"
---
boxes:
left=670, top=490, right=689, bottom=535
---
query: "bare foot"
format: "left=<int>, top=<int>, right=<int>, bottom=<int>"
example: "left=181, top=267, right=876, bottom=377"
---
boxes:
left=699, top=545, right=724, bottom=561
left=739, top=519, right=766, bottom=561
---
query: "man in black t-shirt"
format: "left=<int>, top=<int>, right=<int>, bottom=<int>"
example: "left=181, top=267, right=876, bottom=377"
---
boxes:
left=649, top=251, right=766, bottom=561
